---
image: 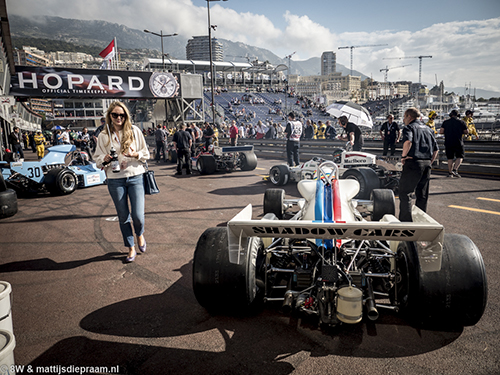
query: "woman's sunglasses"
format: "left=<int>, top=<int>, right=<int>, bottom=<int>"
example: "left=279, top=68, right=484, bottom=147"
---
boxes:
left=110, top=113, right=126, bottom=119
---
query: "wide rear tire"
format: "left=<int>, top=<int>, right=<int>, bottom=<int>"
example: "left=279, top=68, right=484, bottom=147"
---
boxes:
left=193, top=227, right=264, bottom=314
left=263, top=188, right=285, bottom=219
left=341, top=167, right=380, bottom=200
left=396, top=234, right=487, bottom=327
left=197, top=154, right=217, bottom=175
left=371, top=189, right=396, bottom=221
left=240, top=151, right=258, bottom=171
left=0, top=189, right=18, bottom=218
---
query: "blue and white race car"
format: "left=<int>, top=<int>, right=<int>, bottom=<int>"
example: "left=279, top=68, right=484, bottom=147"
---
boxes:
left=0, top=144, right=106, bottom=195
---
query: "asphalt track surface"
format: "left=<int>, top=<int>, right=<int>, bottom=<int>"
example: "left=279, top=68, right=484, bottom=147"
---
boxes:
left=1, top=153, right=500, bottom=375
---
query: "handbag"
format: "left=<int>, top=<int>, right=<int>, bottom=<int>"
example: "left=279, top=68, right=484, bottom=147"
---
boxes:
left=143, top=162, right=160, bottom=195
left=131, top=128, right=159, bottom=195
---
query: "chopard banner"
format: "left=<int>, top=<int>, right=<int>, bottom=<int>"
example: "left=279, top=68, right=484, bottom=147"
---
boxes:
left=10, top=66, right=181, bottom=99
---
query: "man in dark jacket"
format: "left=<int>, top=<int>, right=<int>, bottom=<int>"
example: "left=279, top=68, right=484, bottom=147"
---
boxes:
left=399, top=107, right=439, bottom=222
left=339, top=116, right=363, bottom=151
left=154, top=124, right=168, bottom=162
left=172, top=124, right=193, bottom=175
left=439, top=109, right=469, bottom=178
left=9, top=127, right=24, bottom=160
left=380, top=114, right=400, bottom=155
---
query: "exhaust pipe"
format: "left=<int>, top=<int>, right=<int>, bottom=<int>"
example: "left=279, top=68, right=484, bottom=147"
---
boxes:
left=366, top=277, right=379, bottom=321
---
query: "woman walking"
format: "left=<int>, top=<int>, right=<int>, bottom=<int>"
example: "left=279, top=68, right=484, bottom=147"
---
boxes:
left=94, top=101, right=150, bottom=262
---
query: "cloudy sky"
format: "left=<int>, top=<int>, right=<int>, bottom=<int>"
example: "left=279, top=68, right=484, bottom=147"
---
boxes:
left=6, top=0, right=500, bottom=93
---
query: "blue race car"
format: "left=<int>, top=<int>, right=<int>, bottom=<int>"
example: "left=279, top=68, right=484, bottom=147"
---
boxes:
left=0, top=144, right=106, bottom=195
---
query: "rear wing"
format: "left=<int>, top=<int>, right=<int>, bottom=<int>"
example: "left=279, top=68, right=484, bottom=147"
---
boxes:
left=227, top=204, right=445, bottom=272
left=217, top=145, right=254, bottom=154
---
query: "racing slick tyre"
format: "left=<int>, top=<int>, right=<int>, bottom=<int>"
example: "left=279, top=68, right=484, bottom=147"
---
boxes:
left=167, top=149, right=177, bottom=163
left=197, top=154, right=217, bottom=175
left=0, top=189, right=18, bottom=218
left=341, top=167, right=380, bottom=200
left=240, top=151, right=258, bottom=171
left=371, top=189, right=396, bottom=221
left=396, top=234, right=487, bottom=327
left=44, top=168, right=77, bottom=195
left=193, top=227, right=264, bottom=314
left=263, top=188, right=285, bottom=219
left=269, top=165, right=290, bottom=186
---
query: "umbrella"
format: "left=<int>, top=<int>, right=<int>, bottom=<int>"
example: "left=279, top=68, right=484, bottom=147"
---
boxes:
left=326, top=101, right=373, bottom=128
left=51, top=125, right=65, bottom=131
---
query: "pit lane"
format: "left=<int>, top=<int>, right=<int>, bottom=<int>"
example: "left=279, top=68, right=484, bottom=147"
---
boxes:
left=0, top=156, right=499, bottom=374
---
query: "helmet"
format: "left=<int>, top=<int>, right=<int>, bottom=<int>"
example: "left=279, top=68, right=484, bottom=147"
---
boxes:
left=332, top=148, right=343, bottom=164
left=429, top=111, right=437, bottom=118
left=80, top=151, right=89, bottom=162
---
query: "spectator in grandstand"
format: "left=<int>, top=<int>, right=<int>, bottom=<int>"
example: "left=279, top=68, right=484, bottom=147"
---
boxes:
left=247, top=124, right=255, bottom=138
left=339, top=116, right=363, bottom=151
left=229, top=120, right=239, bottom=146
left=303, top=120, right=314, bottom=140
left=325, top=120, right=337, bottom=140
left=264, top=123, right=276, bottom=139
left=462, top=110, right=479, bottom=140
left=316, top=121, right=326, bottom=139
left=239, top=123, right=246, bottom=139
left=255, top=120, right=266, bottom=140
left=276, top=123, right=284, bottom=139
left=426, top=111, right=438, bottom=134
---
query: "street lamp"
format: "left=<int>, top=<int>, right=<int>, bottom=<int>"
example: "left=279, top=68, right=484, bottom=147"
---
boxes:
left=284, top=52, right=295, bottom=114
left=144, top=29, right=178, bottom=128
left=207, top=0, right=227, bottom=127
left=143, top=29, right=178, bottom=71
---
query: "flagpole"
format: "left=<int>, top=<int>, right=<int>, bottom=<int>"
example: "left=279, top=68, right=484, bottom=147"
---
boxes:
left=114, top=37, right=118, bottom=70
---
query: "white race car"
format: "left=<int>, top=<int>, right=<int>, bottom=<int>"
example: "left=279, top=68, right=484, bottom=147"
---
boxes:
left=268, top=147, right=402, bottom=199
left=194, top=161, right=487, bottom=328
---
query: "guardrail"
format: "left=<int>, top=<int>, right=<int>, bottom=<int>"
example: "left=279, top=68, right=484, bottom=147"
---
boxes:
left=145, top=135, right=500, bottom=176
left=233, top=138, right=500, bottom=176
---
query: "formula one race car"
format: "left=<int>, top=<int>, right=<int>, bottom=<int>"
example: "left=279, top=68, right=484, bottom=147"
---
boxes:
left=268, top=147, right=402, bottom=199
left=191, top=144, right=258, bottom=175
left=0, top=144, right=106, bottom=195
left=193, top=161, right=487, bottom=328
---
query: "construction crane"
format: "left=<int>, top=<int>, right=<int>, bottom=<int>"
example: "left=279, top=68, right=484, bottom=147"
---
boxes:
left=226, top=54, right=254, bottom=63
left=338, top=44, right=388, bottom=75
left=383, top=55, right=432, bottom=84
left=380, top=64, right=412, bottom=82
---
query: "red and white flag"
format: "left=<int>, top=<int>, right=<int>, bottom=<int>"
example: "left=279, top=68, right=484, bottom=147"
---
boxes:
left=99, top=39, right=115, bottom=61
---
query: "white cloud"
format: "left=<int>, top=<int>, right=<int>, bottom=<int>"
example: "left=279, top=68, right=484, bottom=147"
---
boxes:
left=7, top=0, right=500, bottom=92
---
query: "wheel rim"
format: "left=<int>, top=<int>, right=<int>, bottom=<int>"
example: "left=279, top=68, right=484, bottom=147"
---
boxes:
left=270, top=168, right=281, bottom=184
left=61, top=173, right=76, bottom=190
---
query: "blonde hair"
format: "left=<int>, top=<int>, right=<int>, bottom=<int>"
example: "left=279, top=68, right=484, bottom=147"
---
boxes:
left=104, top=101, right=134, bottom=154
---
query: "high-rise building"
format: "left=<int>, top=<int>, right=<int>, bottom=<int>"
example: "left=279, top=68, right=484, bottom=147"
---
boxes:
left=186, top=36, right=223, bottom=61
left=321, top=51, right=336, bottom=76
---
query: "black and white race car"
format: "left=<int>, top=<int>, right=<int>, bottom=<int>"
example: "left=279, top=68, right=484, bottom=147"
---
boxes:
left=193, top=160, right=487, bottom=329
left=268, top=147, right=402, bottom=199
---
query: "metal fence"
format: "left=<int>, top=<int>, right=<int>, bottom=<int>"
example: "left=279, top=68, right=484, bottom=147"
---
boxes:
left=233, top=138, right=500, bottom=177
left=145, top=135, right=500, bottom=176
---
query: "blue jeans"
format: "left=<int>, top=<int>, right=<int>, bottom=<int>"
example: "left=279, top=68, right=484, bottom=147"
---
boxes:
left=107, top=175, right=145, bottom=247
